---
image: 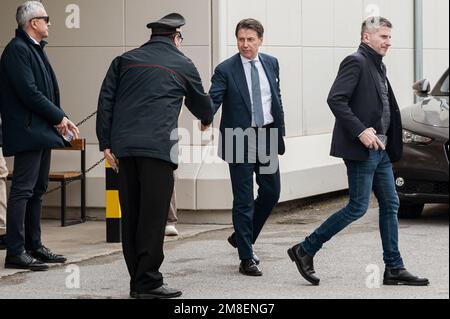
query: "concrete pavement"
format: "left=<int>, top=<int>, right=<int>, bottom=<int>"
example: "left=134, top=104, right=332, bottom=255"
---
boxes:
left=0, top=202, right=447, bottom=299
left=0, top=220, right=231, bottom=280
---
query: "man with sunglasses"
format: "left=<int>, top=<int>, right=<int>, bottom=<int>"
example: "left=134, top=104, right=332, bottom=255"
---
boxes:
left=0, top=1, right=79, bottom=271
left=97, top=13, right=214, bottom=299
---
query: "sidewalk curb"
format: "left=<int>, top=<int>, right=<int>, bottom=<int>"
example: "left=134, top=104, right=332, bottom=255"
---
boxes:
left=0, top=224, right=232, bottom=280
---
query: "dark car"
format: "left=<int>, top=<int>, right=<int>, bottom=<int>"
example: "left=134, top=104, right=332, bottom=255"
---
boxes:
left=393, top=69, right=449, bottom=219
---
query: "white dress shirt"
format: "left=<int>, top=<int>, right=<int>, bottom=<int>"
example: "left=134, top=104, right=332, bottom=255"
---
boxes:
left=241, top=55, right=274, bottom=127
left=29, top=35, right=40, bottom=45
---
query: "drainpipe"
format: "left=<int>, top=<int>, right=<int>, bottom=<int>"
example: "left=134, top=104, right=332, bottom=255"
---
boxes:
left=414, top=0, right=424, bottom=102
left=414, top=0, right=424, bottom=81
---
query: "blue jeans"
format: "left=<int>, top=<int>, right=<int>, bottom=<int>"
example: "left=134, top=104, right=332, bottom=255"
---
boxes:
left=302, top=150, right=404, bottom=269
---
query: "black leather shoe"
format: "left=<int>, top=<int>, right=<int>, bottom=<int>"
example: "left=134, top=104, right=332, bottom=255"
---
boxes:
left=383, top=268, right=429, bottom=286
left=0, top=235, right=6, bottom=250
left=29, top=246, right=67, bottom=264
left=239, top=259, right=263, bottom=277
left=228, top=234, right=238, bottom=248
left=132, top=284, right=182, bottom=299
left=5, top=252, right=49, bottom=271
left=228, top=234, right=260, bottom=265
left=288, top=244, right=320, bottom=286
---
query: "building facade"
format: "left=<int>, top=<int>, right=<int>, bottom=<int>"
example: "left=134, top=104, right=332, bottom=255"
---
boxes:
left=1, top=0, right=448, bottom=211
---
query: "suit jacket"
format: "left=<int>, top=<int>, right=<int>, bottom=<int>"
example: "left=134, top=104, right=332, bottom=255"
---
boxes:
left=0, top=28, right=66, bottom=156
left=328, top=43, right=403, bottom=162
left=209, top=53, right=286, bottom=163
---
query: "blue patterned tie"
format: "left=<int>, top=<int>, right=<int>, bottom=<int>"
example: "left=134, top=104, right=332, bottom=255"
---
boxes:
left=250, top=60, right=265, bottom=128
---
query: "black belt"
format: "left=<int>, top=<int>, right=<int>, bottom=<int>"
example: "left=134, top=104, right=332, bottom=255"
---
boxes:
left=252, top=123, right=275, bottom=129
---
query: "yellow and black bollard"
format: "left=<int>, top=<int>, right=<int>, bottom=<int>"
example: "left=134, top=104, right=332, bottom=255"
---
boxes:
left=105, top=161, right=121, bottom=243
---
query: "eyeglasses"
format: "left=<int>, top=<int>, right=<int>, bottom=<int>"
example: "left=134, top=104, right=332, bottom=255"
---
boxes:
left=31, top=16, right=50, bottom=24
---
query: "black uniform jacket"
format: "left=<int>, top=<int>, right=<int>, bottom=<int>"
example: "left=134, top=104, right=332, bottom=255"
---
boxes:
left=96, top=36, right=214, bottom=167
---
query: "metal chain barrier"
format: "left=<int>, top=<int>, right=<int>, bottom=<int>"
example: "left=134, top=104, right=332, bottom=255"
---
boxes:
left=75, top=110, right=97, bottom=127
left=45, top=111, right=106, bottom=195
left=45, top=157, right=105, bottom=195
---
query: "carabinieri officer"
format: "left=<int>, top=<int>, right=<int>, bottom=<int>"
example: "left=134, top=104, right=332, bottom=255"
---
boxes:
left=96, top=13, right=214, bottom=299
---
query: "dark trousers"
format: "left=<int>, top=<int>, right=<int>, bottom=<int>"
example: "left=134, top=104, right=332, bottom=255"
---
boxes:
left=228, top=127, right=281, bottom=260
left=118, top=157, right=174, bottom=292
left=6, top=150, right=51, bottom=256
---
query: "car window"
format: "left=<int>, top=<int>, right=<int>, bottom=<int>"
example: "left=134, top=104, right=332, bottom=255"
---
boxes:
left=432, top=71, right=449, bottom=96
left=440, top=75, right=449, bottom=95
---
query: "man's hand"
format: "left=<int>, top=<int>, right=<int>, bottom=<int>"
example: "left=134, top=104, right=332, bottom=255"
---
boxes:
left=56, top=117, right=70, bottom=136
left=359, top=128, right=386, bottom=151
left=66, top=119, right=80, bottom=140
left=56, top=117, right=80, bottom=140
left=104, top=149, right=119, bottom=173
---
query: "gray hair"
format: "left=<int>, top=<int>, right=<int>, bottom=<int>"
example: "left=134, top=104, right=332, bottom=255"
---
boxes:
left=361, top=16, right=393, bottom=40
left=16, top=1, right=44, bottom=29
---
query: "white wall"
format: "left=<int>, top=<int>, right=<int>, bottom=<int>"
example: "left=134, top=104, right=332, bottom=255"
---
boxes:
left=1, top=0, right=213, bottom=208
left=423, top=0, right=449, bottom=86
left=195, top=0, right=434, bottom=210
left=1, top=0, right=448, bottom=210
left=220, top=0, right=417, bottom=135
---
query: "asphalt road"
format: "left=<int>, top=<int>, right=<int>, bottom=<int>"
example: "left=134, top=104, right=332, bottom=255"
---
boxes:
left=0, top=202, right=447, bottom=300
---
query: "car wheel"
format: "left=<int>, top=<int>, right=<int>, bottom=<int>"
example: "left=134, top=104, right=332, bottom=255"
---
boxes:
left=398, top=202, right=425, bottom=219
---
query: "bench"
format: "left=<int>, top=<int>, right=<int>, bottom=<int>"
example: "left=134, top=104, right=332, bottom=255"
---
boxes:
left=8, top=139, right=87, bottom=227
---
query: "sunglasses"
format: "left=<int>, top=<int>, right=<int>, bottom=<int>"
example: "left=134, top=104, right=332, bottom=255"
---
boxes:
left=31, top=16, right=50, bottom=24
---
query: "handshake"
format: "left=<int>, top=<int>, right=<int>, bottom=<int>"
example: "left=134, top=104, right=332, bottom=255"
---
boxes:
left=55, top=117, right=80, bottom=142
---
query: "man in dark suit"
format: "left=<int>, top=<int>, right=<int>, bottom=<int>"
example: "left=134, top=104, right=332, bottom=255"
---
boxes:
left=210, top=18, right=286, bottom=276
left=288, top=17, right=429, bottom=286
left=0, top=1, right=79, bottom=271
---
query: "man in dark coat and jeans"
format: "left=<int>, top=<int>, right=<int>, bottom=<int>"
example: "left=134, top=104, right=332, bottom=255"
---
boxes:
left=96, top=13, right=214, bottom=299
left=0, top=1, right=79, bottom=271
left=288, top=17, right=429, bottom=287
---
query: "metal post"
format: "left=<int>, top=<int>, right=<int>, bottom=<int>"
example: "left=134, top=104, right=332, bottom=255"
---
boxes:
left=105, top=161, right=121, bottom=243
left=81, top=148, right=86, bottom=222
left=61, top=182, right=66, bottom=227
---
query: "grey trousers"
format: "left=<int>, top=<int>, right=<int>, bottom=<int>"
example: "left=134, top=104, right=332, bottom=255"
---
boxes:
left=0, top=149, right=8, bottom=236
left=167, top=172, right=178, bottom=226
